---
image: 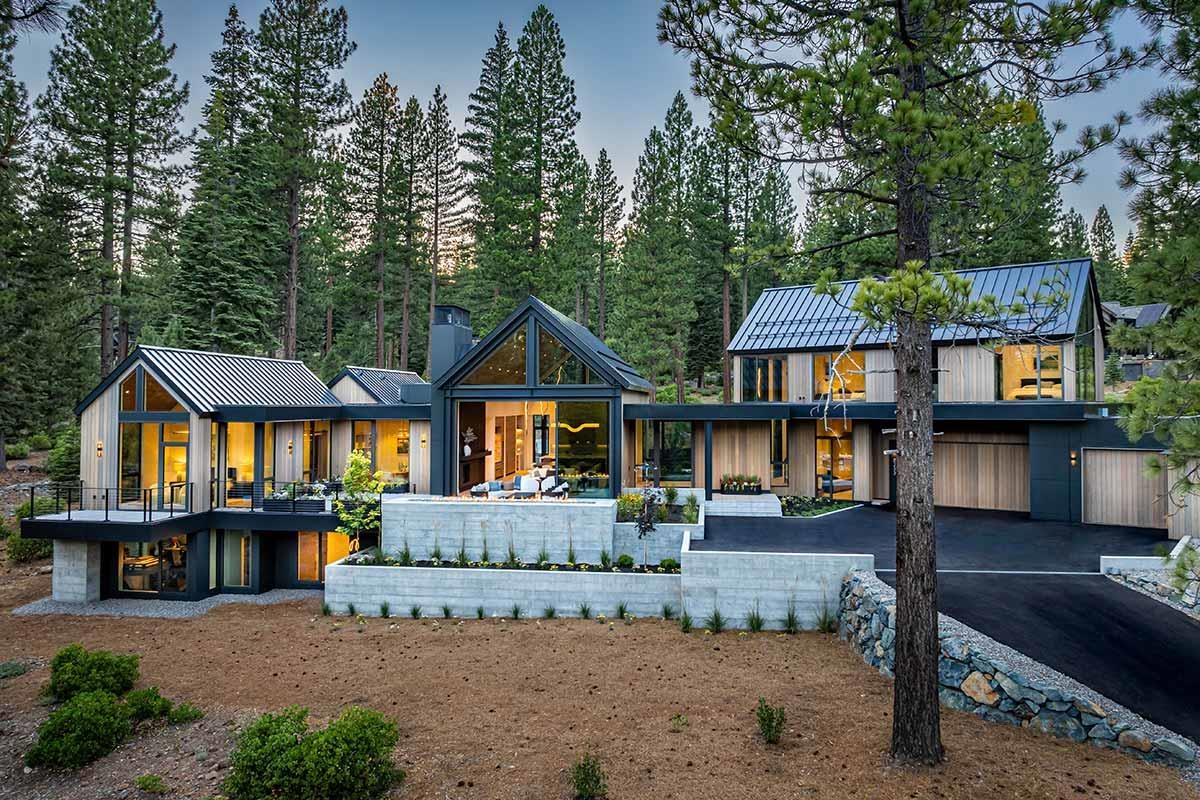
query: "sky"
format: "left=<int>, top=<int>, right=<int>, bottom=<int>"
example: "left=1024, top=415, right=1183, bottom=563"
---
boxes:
left=12, top=0, right=1162, bottom=246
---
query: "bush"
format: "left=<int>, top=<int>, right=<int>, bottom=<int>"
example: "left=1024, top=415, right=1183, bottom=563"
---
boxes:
left=7, top=529, right=53, bottom=564
left=45, top=644, right=140, bottom=702
left=747, top=603, right=765, bottom=632
left=682, top=494, right=700, bottom=524
left=615, top=492, right=642, bottom=522
left=25, top=690, right=131, bottom=769
left=46, top=426, right=81, bottom=485
left=704, top=608, right=726, bottom=634
left=664, top=486, right=679, bottom=507
left=125, top=687, right=172, bottom=721
left=14, top=496, right=57, bottom=520
left=0, top=660, right=28, bottom=679
left=570, top=752, right=608, bottom=799
left=135, top=773, right=169, bottom=794
left=659, top=557, right=679, bottom=572
left=755, top=698, right=786, bottom=744
left=615, top=554, right=634, bottom=569
left=679, top=611, right=693, bottom=633
left=5, top=441, right=30, bottom=460
left=27, top=433, right=53, bottom=452
left=167, top=702, right=204, bottom=725
left=223, top=705, right=402, bottom=800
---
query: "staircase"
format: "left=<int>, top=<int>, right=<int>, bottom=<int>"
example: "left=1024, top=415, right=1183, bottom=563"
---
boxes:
left=704, top=493, right=783, bottom=518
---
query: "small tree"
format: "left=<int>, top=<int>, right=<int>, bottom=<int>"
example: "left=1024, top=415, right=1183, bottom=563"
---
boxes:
left=635, top=487, right=659, bottom=567
left=334, top=449, right=383, bottom=552
left=1104, top=352, right=1123, bottom=387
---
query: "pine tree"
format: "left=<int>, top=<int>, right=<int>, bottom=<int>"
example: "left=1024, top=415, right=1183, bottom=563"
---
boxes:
left=37, top=0, right=189, bottom=376
left=345, top=73, right=400, bottom=366
left=423, top=85, right=466, bottom=377
left=685, top=129, right=730, bottom=389
left=255, top=0, right=355, bottom=359
left=510, top=4, right=580, bottom=294
left=546, top=142, right=593, bottom=321
left=303, top=139, right=355, bottom=363
left=174, top=5, right=281, bottom=354
left=589, top=147, right=624, bottom=339
left=1055, top=207, right=1089, bottom=259
left=1090, top=205, right=1127, bottom=301
left=392, top=95, right=427, bottom=370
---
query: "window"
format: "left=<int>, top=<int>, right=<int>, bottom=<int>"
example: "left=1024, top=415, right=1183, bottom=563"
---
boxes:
left=119, top=422, right=160, bottom=506
left=298, top=531, right=351, bottom=584
left=144, top=373, right=183, bottom=412
left=538, top=326, right=602, bottom=385
left=353, top=421, right=374, bottom=457
left=375, top=420, right=410, bottom=483
left=997, top=344, right=1063, bottom=400
left=120, top=373, right=137, bottom=411
left=1076, top=300, right=1097, bottom=401
left=224, top=422, right=255, bottom=508
left=557, top=401, right=610, bottom=497
left=118, top=536, right=188, bottom=595
left=816, top=419, right=853, bottom=499
left=303, top=421, right=331, bottom=482
left=636, top=420, right=694, bottom=487
left=740, top=356, right=788, bottom=402
left=814, top=352, right=866, bottom=401
left=463, top=327, right=526, bottom=385
left=222, top=531, right=251, bottom=588
left=263, top=423, right=275, bottom=484
left=771, top=420, right=788, bottom=487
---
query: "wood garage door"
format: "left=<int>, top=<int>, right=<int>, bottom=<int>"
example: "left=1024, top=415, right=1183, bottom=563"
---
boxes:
left=933, top=435, right=1030, bottom=512
left=1083, top=448, right=1166, bottom=529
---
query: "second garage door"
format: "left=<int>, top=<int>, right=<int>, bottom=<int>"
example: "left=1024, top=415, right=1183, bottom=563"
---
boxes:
left=1083, top=448, right=1167, bottom=529
left=934, top=433, right=1030, bottom=512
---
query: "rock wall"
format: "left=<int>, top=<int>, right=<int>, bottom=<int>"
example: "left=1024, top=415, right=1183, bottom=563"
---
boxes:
left=839, top=572, right=1196, bottom=767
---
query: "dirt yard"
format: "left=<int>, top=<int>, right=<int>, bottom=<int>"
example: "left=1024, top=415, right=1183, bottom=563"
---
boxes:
left=0, top=567, right=1195, bottom=800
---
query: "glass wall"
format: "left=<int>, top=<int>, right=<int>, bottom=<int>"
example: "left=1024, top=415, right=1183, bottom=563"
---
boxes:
left=118, top=423, right=159, bottom=506
left=144, top=373, right=184, bottom=412
left=771, top=420, right=788, bottom=487
left=816, top=419, right=853, bottom=499
left=557, top=401, right=610, bottom=497
left=464, top=327, right=526, bottom=384
left=162, top=424, right=189, bottom=507
left=635, top=420, right=693, bottom=487
left=814, top=351, right=866, bottom=401
left=303, top=421, right=331, bottom=481
left=117, top=536, right=187, bottom=595
left=741, top=356, right=788, bottom=402
left=353, top=421, right=374, bottom=456
left=538, top=326, right=602, bottom=384
left=1076, top=301, right=1097, bottom=401
left=376, top=420, right=411, bottom=485
left=225, top=422, right=256, bottom=507
left=297, top=531, right=351, bottom=584
left=222, top=531, right=251, bottom=588
left=120, top=372, right=137, bottom=411
left=997, top=344, right=1062, bottom=400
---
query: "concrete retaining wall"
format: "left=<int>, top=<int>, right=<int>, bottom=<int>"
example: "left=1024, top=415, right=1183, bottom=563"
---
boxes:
left=680, top=535, right=873, bottom=629
left=325, top=559, right=680, bottom=619
left=381, top=497, right=616, bottom=564
left=52, top=540, right=100, bottom=602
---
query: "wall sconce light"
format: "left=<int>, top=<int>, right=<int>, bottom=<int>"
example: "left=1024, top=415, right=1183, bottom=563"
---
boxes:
left=96, top=440, right=104, bottom=459
left=287, top=439, right=294, bottom=456
left=420, top=433, right=428, bottom=449
left=1069, top=449, right=1079, bottom=467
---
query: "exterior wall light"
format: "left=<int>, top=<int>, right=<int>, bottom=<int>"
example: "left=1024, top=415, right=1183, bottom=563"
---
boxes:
left=287, top=439, right=294, bottom=456
left=96, top=440, right=104, bottom=459
left=1069, top=449, right=1078, bottom=467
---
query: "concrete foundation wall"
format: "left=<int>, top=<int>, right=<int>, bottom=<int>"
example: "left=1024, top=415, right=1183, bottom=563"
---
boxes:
left=680, top=536, right=873, bottom=629
left=380, top=497, right=616, bottom=564
left=52, top=540, right=101, bottom=602
left=325, top=560, right=680, bottom=619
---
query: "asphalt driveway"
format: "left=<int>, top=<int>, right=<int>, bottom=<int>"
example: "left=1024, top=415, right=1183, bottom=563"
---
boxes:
left=695, top=505, right=1167, bottom=572
left=879, top=572, right=1200, bottom=744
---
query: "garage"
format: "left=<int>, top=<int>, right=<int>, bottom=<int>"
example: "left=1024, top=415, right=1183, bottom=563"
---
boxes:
left=1082, top=448, right=1167, bottom=529
left=933, top=431, right=1030, bottom=512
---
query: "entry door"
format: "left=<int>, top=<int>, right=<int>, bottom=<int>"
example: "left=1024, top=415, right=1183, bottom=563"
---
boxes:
left=1082, top=448, right=1167, bottom=528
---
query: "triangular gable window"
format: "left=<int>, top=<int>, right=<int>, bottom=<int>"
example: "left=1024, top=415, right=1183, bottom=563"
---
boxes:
left=463, top=326, right=527, bottom=385
left=537, top=325, right=605, bottom=385
left=144, top=372, right=185, bottom=412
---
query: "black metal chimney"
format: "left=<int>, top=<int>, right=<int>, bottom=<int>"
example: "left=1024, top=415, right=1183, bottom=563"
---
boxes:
left=430, top=305, right=474, bottom=383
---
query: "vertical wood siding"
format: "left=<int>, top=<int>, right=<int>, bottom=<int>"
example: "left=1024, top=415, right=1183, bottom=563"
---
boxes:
left=710, top=422, right=772, bottom=486
left=274, top=422, right=305, bottom=483
left=787, top=421, right=816, bottom=496
left=189, top=416, right=211, bottom=510
left=331, top=421, right=352, bottom=477
left=1061, top=341, right=1077, bottom=401
left=933, top=430, right=1030, bottom=511
left=936, top=345, right=997, bottom=402
left=852, top=424, right=874, bottom=502
left=1167, top=459, right=1200, bottom=540
left=864, top=350, right=895, bottom=402
left=409, top=421, right=431, bottom=494
left=330, top=377, right=376, bottom=404
left=1083, top=448, right=1167, bottom=529
left=789, top=353, right=813, bottom=402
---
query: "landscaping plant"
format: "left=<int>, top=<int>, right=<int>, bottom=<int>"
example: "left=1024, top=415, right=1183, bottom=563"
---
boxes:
left=543, top=606, right=557, bottom=619
left=683, top=494, right=700, bottom=524
left=45, top=644, right=139, bottom=702
left=442, top=604, right=453, bottom=619
left=783, top=600, right=800, bottom=635
left=167, top=702, right=204, bottom=724
left=679, top=611, right=693, bottom=633
left=704, top=608, right=726, bottom=634
left=615, top=554, right=634, bottom=569
left=578, top=602, right=592, bottom=619
left=755, top=698, right=787, bottom=744
left=25, top=690, right=131, bottom=769
left=134, top=774, right=169, bottom=794
left=333, top=450, right=384, bottom=551
left=125, top=687, right=172, bottom=721
left=7, top=531, right=53, bottom=563
left=747, top=603, right=765, bottom=633
left=661, top=603, right=676, bottom=620
left=410, top=605, right=421, bottom=619
left=570, top=752, right=608, bottom=799
left=380, top=602, right=390, bottom=618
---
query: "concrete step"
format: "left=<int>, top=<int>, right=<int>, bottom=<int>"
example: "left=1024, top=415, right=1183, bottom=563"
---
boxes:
left=704, top=493, right=782, bottom=518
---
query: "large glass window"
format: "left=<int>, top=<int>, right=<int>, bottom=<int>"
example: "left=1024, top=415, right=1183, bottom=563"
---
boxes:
left=375, top=420, right=410, bottom=484
left=816, top=419, right=853, bottom=499
left=353, top=421, right=374, bottom=457
left=464, top=326, right=526, bottom=385
left=303, top=421, right=331, bottom=482
left=636, top=420, right=694, bottom=487
left=297, top=531, right=351, bottom=584
left=144, top=373, right=184, bottom=412
left=1076, top=301, right=1097, bottom=401
left=998, top=344, right=1062, bottom=400
left=771, top=420, right=788, bottom=487
left=225, top=422, right=256, bottom=508
left=119, top=422, right=160, bottom=506
left=814, top=351, right=866, bottom=401
left=120, top=373, right=137, bottom=411
left=222, top=531, right=251, bottom=588
left=557, top=401, right=610, bottom=497
left=538, top=326, right=602, bottom=385
left=118, top=536, right=187, bottom=595
left=741, top=356, right=788, bottom=402
left=263, top=423, right=275, bottom=485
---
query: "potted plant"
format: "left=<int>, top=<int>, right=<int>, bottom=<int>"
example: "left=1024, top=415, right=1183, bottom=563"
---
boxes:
left=720, top=473, right=762, bottom=495
left=382, top=478, right=410, bottom=495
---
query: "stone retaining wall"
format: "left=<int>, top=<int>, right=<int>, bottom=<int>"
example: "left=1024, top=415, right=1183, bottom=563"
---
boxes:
left=325, top=558, right=680, bottom=620
left=839, top=572, right=1196, bottom=766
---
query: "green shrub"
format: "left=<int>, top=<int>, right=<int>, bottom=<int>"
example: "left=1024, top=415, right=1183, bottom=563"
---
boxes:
left=223, top=705, right=402, bottom=800
left=0, top=519, right=10, bottom=540
left=599, top=549, right=611, bottom=569
left=0, top=660, right=28, bottom=679
left=46, top=426, right=81, bottom=484
left=25, top=690, right=131, bottom=769
left=664, top=486, right=679, bottom=507
left=616, top=601, right=629, bottom=620
left=783, top=599, right=800, bottom=635
left=578, top=602, right=592, bottom=619
left=542, top=606, right=557, bottom=619
left=679, top=611, right=693, bottom=633
left=814, top=594, right=838, bottom=634
left=615, top=492, right=642, bottom=522
left=682, top=494, right=700, bottom=524
left=510, top=603, right=523, bottom=620
left=704, top=608, right=726, bottom=634
left=14, top=496, right=57, bottom=519
left=167, top=702, right=204, bottom=724
left=134, top=773, right=169, bottom=794
left=379, top=601, right=390, bottom=619
left=615, top=554, right=634, bottom=569
left=659, top=557, right=679, bottom=572
left=6, top=530, right=53, bottom=563
left=755, top=698, right=786, bottom=744
left=476, top=606, right=485, bottom=619
left=661, top=603, right=676, bottom=620
left=5, top=441, right=30, bottom=460
left=747, top=603, right=765, bottom=633
left=27, top=433, right=53, bottom=452
left=321, top=602, right=332, bottom=617
left=409, top=605, right=421, bottom=619
left=441, top=604, right=453, bottom=619
left=125, top=687, right=172, bottom=721
left=45, top=644, right=139, bottom=702
left=570, top=752, right=607, bottom=799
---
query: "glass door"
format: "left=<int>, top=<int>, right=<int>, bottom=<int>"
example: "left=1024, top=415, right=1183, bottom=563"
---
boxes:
left=816, top=419, right=854, bottom=499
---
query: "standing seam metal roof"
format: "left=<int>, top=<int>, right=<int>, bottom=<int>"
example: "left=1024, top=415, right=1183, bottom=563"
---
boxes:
left=339, top=366, right=427, bottom=404
left=728, top=259, right=1094, bottom=354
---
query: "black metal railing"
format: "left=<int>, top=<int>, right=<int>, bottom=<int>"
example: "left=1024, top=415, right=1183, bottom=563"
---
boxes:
left=25, top=482, right=195, bottom=523
left=209, top=478, right=371, bottom=513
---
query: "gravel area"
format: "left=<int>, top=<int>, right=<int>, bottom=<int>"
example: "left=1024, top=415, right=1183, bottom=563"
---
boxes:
left=10, top=589, right=323, bottom=619
left=1108, top=569, right=1200, bottom=623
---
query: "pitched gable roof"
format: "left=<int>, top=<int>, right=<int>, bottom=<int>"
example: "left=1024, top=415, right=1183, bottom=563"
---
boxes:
left=434, top=295, right=652, bottom=392
left=333, top=366, right=429, bottom=405
left=75, top=346, right=340, bottom=416
left=729, top=259, right=1095, bottom=354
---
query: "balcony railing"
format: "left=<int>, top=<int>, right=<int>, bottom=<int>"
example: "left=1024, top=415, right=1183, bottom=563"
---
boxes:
left=25, top=482, right=194, bottom=523
left=209, top=479, right=374, bottom=513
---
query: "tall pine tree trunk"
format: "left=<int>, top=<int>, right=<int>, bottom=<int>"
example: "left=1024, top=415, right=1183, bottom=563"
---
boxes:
left=597, top=242, right=607, bottom=339
left=890, top=1, right=942, bottom=764
left=283, top=179, right=300, bottom=359
left=375, top=242, right=386, bottom=367
left=118, top=132, right=135, bottom=361
left=324, top=270, right=334, bottom=357
left=100, top=135, right=116, bottom=378
left=399, top=257, right=412, bottom=370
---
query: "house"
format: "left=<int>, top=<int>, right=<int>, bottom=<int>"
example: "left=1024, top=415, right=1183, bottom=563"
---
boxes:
left=23, top=258, right=1198, bottom=603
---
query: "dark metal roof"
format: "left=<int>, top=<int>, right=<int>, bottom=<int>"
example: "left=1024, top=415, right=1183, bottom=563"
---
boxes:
left=333, top=366, right=428, bottom=404
left=1134, top=303, right=1170, bottom=328
left=729, top=259, right=1095, bottom=354
left=435, top=295, right=653, bottom=392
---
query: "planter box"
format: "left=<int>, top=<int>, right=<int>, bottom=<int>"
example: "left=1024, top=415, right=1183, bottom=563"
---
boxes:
left=720, top=486, right=762, bottom=496
left=263, top=498, right=328, bottom=513
left=382, top=485, right=410, bottom=495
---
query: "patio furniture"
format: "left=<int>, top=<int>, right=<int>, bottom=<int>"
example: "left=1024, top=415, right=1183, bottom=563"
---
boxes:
left=514, top=474, right=540, bottom=499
